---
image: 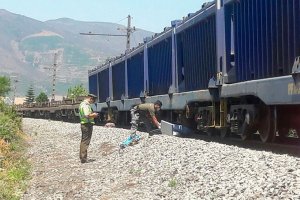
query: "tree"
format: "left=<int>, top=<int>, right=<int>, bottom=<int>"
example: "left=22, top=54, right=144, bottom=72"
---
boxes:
left=67, top=84, right=88, bottom=100
left=35, top=92, right=49, bottom=103
left=0, top=76, right=11, bottom=96
left=25, top=85, right=35, bottom=103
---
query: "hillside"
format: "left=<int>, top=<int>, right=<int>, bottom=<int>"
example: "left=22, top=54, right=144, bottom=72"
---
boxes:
left=0, top=9, right=153, bottom=97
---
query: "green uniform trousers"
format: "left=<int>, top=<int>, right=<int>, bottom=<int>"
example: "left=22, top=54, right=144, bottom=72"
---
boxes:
left=130, top=107, right=153, bottom=133
left=79, top=123, right=93, bottom=163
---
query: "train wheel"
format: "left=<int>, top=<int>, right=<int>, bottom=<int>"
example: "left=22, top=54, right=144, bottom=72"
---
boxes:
left=258, top=106, right=276, bottom=143
left=295, top=129, right=300, bottom=140
left=220, top=128, right=229, bottom=138
left=25, top=111, right=31, bottom=117
left=68, top=111, right=76, bottom=122
left=55, top=111, right=62, bottom=121
left=207, top=127, right=215, bottom=137
left=44, top=111, right=50, bottom=119
left=240, top=122, right=256, bottom=141
left=50, top=113, right=55, bottom=120
left=34, top=111, right=39, bottom=118
left=235, top=112, right=256, bottom=141
left=278, top=128, right=289, bottom=142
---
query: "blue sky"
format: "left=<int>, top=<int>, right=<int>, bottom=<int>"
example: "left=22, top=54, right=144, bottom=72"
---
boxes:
left=0, top=0, right=208, bottom=32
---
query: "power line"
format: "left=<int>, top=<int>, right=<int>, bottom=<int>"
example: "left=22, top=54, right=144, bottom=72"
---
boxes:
left=80, top=32, right=126, bottom=37
left=80, top=15, right=136, bottom=52
left=114, top=16, right=128, bottom=24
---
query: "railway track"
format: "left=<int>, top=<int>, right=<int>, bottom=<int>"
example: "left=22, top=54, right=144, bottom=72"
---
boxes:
left=183, top=132, right=300, bottom=157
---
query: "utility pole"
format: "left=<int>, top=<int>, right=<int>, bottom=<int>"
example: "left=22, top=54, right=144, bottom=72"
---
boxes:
left=13, top=79, right=18, bottom=105
left=10, top=76, right=18, bottom=105
left=51, top=53, right=58, bottom=102
left=80, top=15, right=135, bottom=51
left=125, top=15, right=135, bottom=51
left=45, top=53, right=58, bottom=102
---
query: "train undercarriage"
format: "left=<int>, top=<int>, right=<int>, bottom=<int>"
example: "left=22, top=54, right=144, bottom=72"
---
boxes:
left=95, top=74, right=300, bottom=144
left=98, top=99, right=300, bottom=144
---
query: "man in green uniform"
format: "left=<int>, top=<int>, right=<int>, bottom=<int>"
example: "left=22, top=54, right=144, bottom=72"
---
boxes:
left=119, top=100, right=162, bottom=149
left=130, top=100, right=162, bottom=135
left=78, top=94, right=98, bottom=163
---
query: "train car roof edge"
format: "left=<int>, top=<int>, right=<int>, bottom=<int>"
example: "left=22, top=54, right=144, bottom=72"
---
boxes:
left=175, top=2, right=216, bottom=33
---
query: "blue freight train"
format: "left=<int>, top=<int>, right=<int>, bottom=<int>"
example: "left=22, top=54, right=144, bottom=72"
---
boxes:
left=92, top=0, right=300, bottom=142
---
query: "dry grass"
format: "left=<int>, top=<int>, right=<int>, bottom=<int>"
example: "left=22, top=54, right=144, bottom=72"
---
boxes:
left=0, top=101, right=30, bottom=200
left=0, top=135, right=30, bottom=200
left=0, top=139, right=10, bottom=155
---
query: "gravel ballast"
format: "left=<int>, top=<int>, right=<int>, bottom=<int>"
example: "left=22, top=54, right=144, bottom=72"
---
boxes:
left=21, top=118, right=300, bottom=200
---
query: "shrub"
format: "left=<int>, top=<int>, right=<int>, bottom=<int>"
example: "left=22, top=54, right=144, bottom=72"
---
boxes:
left=168, top=178, right=177, bottom=188
left=0, top=100, right=30, bottom=200
left=0, top=101, right=22, bottom=142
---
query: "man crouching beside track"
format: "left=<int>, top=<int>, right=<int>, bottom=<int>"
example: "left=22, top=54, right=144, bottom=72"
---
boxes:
left=78, top=94, right=99, bottom=163
left=130, top=100, right=162, bottom=136
left=120, top=100, right=162, bottom=149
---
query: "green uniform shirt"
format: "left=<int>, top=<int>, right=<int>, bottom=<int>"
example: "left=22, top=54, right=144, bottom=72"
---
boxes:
left=136, top=103, right=155, bottom=117
left=79, top=100, right=95, bottom=124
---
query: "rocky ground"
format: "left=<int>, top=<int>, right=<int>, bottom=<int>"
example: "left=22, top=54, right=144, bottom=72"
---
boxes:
left=21, top=118, right=300, bottom=200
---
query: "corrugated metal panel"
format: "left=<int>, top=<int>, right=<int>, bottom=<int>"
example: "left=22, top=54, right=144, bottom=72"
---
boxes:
left=176, top=14, right=217, bottom=92
left=224, top=3, right=234, bottom=76
left=88, top=73, right=97, bottom=97
left=228, top=0, right=300, bottom=82
left=98, top=69, right=109, bottom=103
left=112, top=61, right=125, bottom=100
left=148, top=36, right=172, bottom=95
left=176, top=3, right=216, bottom=33
left=127, top=52, right=144, bottom=98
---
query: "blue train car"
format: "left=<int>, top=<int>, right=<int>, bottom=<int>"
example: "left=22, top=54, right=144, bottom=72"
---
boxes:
left=127, top=46, right=145, bottom=99
left=112, top=59, right=126, bottom=100
left=88, top=72, right=98, bottom=97
left=176, top=9, right=217, bottom=92
left=147, top=30, right=173, bottom=96
left=97, top=66, right=110, bottom=103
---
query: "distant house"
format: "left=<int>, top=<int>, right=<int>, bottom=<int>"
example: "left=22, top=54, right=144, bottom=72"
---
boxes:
left=0, top=97, right=13, bottom=105
left=14, top=97, right=26, bottom=105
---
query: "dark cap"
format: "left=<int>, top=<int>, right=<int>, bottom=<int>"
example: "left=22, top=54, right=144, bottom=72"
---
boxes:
left=154, top=100, right=162, bottom=107
left=87, top=93, right=97, bottom=99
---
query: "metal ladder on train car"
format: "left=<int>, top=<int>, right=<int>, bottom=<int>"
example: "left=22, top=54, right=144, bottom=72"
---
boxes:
left=210, top=99, right=228, bottom=129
